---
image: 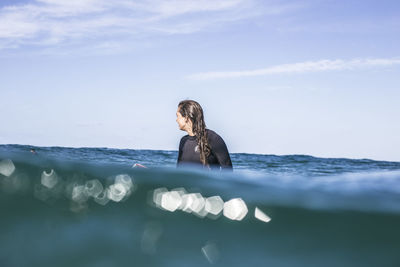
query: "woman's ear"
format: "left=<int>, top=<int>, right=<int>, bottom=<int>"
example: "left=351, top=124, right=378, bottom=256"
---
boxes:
left=187, top=118, right=193, bottom=128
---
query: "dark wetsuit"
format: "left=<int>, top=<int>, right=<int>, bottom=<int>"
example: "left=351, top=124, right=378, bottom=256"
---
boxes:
left=177, top=129, right=233, bottom=170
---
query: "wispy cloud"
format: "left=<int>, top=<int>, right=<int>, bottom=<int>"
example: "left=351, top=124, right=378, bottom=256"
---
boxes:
left=0, top=0, right=293, bottom=53
left=187, top=58, right=400, bottom=80
left=277, top=18, right=400, bottom=34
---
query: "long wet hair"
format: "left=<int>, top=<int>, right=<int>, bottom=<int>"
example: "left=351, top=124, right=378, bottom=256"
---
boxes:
left=178, top=100, right=211, bottom=166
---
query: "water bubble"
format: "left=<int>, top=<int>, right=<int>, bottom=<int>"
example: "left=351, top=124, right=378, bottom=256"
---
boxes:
left=71, top=185, right=88, bottom=203
left=180, top=193, right=206, bottom=217
left=65, top=182, right=78, bottom=199
left=194, top=205, right=208, bottom=218
left=41, top=169, right=59, bottom=189
left=152, top=187, right=168, bottom=208
left=223, top=198, right=248, bottom=221
left=141, top=221, right=163, bottom=255
left=205, top=196, right=224, bottom=217
left=0, top=159, right=15, bottom=177
left=152, top=188, right=207, bottom=217
left=171, top=187, right=187, bottom=209
left=172, top=187, right=187, bottom=197
left=151, top=188, right=249, bottom=221
left=181, top=193, right=196, bottom=213
left=255, top=207, right=271, bottom=223
left=108, top=183, right=127, bottom=202
left=189, top=193, right=205, bottom=214
left=160, top=191, right=182, bottom=212
left=111, top=174, right=134, bottom=201
left=85, top=179, right=103, bottom=197
left=201, top=241, right=220, bottom=264
left=94, top=189, right=110, bottom=205
left=1, top=171, right=30, bottom=194
left=115, top=174, right=134, bottom=192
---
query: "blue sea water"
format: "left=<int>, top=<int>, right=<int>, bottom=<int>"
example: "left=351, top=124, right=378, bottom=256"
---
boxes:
left=1, top=144, right=400, bottom=267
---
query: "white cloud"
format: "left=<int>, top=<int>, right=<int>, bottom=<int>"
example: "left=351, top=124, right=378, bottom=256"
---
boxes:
left=0, top=0, right=283, bottom=52
left=138, top=0, right=245, bottom=17
left=187, top=58, right=400, bottom=80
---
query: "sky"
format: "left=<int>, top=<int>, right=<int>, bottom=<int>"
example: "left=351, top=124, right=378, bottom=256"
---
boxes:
left=1, top=0, right=399, bottom=161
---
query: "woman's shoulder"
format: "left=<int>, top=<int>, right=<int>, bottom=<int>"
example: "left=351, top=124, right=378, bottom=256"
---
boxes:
left=180, top=134, right=190, bottom=141
left=180, top=134, right=196, bottom=143
left=206, top=129, right=223, bottom=141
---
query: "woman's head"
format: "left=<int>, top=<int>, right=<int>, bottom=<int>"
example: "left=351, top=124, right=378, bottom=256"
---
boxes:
left=177, top=100, right=205, bottom=134
left=177, top=100, right=210, bottom=166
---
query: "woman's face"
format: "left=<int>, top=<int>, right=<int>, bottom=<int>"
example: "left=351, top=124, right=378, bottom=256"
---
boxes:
left=176, top=109, right=190, bottom=132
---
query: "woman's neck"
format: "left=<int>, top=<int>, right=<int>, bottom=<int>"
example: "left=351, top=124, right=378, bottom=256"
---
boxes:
left=187, top=128, right=195, bottom=136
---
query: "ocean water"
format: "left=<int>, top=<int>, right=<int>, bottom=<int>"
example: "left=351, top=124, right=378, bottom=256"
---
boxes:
left=1, top=144, right=400, bottom=267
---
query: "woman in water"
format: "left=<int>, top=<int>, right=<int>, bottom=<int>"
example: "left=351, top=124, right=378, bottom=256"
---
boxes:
left=176, top=100, right=232, bottom=170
